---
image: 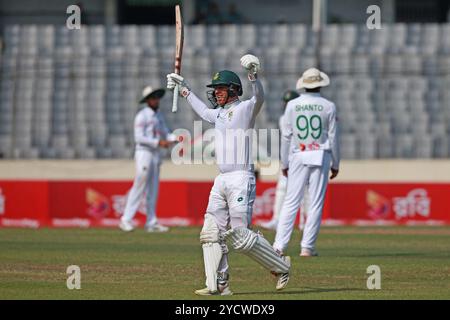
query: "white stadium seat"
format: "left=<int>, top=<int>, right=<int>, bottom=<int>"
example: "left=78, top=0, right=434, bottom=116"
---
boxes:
left=0, top=23, right=448, bottom=159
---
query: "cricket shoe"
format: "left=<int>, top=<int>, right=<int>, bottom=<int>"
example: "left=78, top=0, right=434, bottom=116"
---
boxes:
left=145, top=223, right=169, bottom=233
left=257, top=219, right=278, bottom=230
left=275, top=256, right=291, bottom=290
left=194, top=285, right=233, bottom=296
left=195, top=273, right=233, bottom=296
left=119, top=219, right=134, bottom=232
left=300, top=248, right=319, bottom=257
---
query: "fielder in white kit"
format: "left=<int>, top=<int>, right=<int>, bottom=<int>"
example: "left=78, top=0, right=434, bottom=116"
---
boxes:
left=273, top=68, right=340, bottom=257
left=167, top=54, right=291, bottom=296
left=258, top=90, right=310, bottom=232
left=119, top=86, right=177, bottom=233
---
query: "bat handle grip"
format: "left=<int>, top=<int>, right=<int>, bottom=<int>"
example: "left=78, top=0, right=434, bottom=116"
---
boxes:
left=172, top=84, right=179, bottom=113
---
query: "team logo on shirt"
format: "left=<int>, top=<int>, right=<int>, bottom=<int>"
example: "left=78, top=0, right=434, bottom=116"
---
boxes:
left=299, top=142, right=320, bottom=151
left=238, top=197, right=244, bottom=202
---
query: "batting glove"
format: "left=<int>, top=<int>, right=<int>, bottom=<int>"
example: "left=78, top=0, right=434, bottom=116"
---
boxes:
left=240, top=54, right=260, bottom=81
left=166, top=73, right=191, bottom=98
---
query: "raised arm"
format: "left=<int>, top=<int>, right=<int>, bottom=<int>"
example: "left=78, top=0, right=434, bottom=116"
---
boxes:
left=186, top=92, right=219, bottom=124
left=167, top=73, right=218, bottom=124
left=241, top=54, right=264, bottom=119
left=249, top=78, right=264, bottom=117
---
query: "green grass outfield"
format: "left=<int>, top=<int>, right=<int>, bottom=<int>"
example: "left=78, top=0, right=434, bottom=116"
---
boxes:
left=0, top=226, right=449, bottom=300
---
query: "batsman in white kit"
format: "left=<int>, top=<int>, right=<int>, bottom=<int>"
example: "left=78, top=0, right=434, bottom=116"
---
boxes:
left=167, top=54, right=291, bottom=295
left=273, top=68, right=340, bottom=257
left=119, top=86, right=177, bottom=233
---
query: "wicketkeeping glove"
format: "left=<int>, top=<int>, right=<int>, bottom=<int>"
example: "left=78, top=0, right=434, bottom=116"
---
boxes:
left=166, top=73, right=191, bottom=98
left=240, top=54, right=260, bottom=81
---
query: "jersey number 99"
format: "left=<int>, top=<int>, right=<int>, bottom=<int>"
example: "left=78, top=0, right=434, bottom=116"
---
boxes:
left=296, top=115, right=322, bottom=140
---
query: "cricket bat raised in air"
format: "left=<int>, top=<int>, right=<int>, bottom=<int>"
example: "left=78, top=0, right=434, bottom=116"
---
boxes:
left=172, top=4, right=184, bottom=113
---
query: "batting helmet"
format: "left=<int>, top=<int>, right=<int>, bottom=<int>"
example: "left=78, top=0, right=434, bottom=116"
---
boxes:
left=206, top=70, right=243, bottom=96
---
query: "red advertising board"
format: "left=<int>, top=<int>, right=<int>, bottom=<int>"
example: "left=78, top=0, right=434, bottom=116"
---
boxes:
left=0, top=180, right=49, bottom=228
left=329, top=183, right=449, bottom=225
left=47, top=181, right=193, bottom=227
left=0, top=180, right=449, bottom=228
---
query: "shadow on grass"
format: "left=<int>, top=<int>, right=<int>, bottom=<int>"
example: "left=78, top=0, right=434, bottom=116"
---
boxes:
left=234, top=287, right=364, bottom=296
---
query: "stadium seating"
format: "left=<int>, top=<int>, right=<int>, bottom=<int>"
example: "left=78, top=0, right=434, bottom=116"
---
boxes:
left=0, top=23, right=450, bottom=159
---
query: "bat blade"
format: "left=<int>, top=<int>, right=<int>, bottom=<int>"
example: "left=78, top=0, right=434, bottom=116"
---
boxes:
left=174, top=4, right=184, bottom=74
left=172, top=4, right=184, bottom=113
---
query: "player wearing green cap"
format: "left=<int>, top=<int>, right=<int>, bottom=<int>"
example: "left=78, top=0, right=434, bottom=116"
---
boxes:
left=167, top=55, right=291, bottom=296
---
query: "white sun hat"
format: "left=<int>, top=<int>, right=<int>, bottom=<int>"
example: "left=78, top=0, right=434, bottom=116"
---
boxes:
left=296, top=68, right=330, bottom=90
left=139, top=86, right=166, bottom=103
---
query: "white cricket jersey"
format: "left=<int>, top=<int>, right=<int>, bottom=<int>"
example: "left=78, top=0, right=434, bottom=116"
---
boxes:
left=134, top=107, right=171, bottom=156
left=186, top=79, right=264, bottom=173
left=278, top=114, right=286, bottom=133
left=280, top=92, right=340, bottom=170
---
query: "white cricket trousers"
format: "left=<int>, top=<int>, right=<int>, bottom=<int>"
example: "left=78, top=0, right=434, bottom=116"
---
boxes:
left=122, top=149, right=161, bottom=227
left=273, top=151, right=331, bottom=253
left=206, top=170, right=256, bottom=274
left=271, top=174, right=308, bottom=227
left=272, top=174, right=287, bottom=221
